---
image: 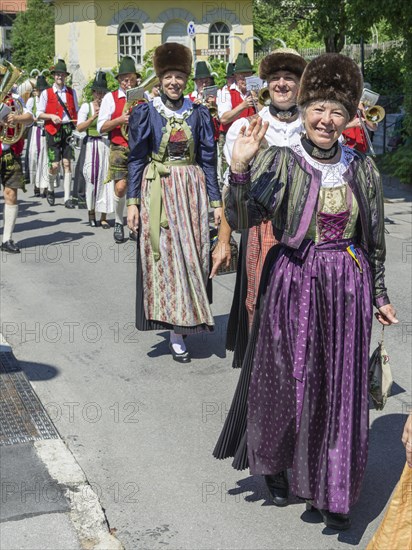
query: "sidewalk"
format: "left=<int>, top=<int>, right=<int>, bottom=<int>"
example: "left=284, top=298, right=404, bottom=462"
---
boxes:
left=382, top=173, right=412, bottom=203
left=0, top=334, right=123, bottom=550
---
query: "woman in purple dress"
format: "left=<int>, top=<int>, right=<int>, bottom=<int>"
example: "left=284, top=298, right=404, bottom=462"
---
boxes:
left=213, top=54, right=398, bottom=530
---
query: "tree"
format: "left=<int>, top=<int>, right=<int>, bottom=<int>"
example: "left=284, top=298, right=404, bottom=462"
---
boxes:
left=254, top=0, right=322, bottom=51
left=258, top=0, right=373, bottom=52
left=11, top=0, right=55, bottom=73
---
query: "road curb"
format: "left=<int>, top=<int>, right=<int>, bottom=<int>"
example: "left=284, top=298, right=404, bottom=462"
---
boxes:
left=35, top=439, right=124, bottom=550
left=0, top=333, right=124, bottom=550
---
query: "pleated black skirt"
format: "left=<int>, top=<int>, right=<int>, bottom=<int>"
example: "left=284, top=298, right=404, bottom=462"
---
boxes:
left=225, top=230, right=250, bottom=368
left=213, top=244, right=281, bottom=470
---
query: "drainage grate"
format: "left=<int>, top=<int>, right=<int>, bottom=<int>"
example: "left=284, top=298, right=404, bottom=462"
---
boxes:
left=0, top=352, right=59, bottom=445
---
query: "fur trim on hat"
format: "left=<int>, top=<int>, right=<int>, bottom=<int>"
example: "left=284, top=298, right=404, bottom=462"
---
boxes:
left=153, top=43, right=192, bottom=77
left=297, top=53, right=363, bottom=120
left=259, top=48, right=307, bottom=80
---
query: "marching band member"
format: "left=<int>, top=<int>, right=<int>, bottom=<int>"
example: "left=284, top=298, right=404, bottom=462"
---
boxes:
left=37, top=59, right=78, bottom=208
left=342, top=101, right=379, bottom=153
left=76, top=72, right=113, bottom=228
left=0, top=66, right=34, bottom=254
left=216, top=62, right=235, bottom=187
left=97, top=56, right=141, bottom=243
left=25, top=75, right=49, bottom=196
left=217, top=53, right=256, bottom=132
left=217, top=62, right=235, bottom=101
left=188, top=61, right=214, bottom=103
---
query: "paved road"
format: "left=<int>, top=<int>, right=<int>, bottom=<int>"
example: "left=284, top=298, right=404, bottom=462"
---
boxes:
left=1, top=178, right=411, bottom=550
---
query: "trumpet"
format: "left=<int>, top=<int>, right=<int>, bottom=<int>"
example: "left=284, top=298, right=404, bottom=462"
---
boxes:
left=258, top=87, right=271, bottom=107
left=365, top=104, right=385, bottom=124
left=121, top=72, right=159, bottom=140
left=0, top=60, right=25, bottom=145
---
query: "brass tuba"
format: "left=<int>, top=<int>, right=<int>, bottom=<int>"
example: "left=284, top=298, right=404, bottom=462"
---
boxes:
left=121, top=71, right=159, bottom=140
left=0, top=61, right=25, bottom=145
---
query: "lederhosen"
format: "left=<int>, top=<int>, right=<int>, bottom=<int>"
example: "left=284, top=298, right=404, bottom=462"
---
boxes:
left=108, top=90, right=129, bottom=182
left=44, top=87, right=77, bottom=163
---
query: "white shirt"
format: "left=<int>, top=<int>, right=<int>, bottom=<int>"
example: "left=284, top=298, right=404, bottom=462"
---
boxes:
left=224, top=107, right=303, bottom=165
left=37, top=84, right=78, bottom=121
left=77, top=102, right=95, bottom=124
left=217, top=82, right=247, bottom=118
left=25, top=96, right=36, bottom=115
left=97, top=88, right=126, bottom=134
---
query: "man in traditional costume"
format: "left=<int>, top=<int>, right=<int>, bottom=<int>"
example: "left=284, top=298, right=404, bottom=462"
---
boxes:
left=97, top=56, right=140, bottom=243
left=0, top=66, right=34, bottom=253
left=37, top=59, right=78, bottom=208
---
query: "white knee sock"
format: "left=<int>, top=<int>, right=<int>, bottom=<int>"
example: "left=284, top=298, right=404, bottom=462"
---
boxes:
left=114, top=194, right=125, bottom=225
left=63, top=173, right=72, bottom=202
left=170, top=331, right=186, bottom=354
left=3, top=204, right=18, bottom=243
left=48, top=173, right=56, bottom=192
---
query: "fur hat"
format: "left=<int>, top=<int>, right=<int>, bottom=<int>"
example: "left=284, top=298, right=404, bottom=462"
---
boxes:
left=153, top=43, right=192, bottom=77
left=297, top=53, right=363, bottom=120
left=259, top=48, right=307, bottom=81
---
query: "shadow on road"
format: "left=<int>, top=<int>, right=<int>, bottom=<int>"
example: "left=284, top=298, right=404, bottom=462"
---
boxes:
left=19, top=359, right=60, bottom=381
left=12, top=217, right=84, bottom=234
left=224, top=413, right=408, bottom=545
left=146, top=315, right=229, bottom=360
left=17, top=230, right=95, bottom=248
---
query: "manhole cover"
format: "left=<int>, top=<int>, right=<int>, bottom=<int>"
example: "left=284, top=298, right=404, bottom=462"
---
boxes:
left=0, top=352, right=59, bottom=445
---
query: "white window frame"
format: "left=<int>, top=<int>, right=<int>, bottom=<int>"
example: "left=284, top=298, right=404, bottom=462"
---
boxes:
left=209, top=22, right=230, bottom=60
left=118, top=21, right=143, bottom=66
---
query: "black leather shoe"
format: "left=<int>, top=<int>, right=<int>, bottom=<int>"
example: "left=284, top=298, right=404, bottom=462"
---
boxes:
left=89, top=218, right=97, bottom=227
left=129, top=230, right=137, bottom=242
left=114, top=223, right=125, bottom=243
left=65, top=199, right=75, bottom=209
left=34, top=186, right=40, bottom=197
left=168, top=343, right=191, bottom=363
left=46, top=190, right=55, bottom=206
left=306, top=501, right=351, bottom=530
left=264, top=471, right=289, bottom=506
left=1, top=240, right=20, bottom=254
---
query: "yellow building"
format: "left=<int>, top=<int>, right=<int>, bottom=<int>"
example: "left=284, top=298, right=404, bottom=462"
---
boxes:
left=47, top=0, right=254, bottom=92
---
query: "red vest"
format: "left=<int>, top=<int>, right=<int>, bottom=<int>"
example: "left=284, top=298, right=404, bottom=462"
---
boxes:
left=0, top=95, right=25, bottom=157
left=44, top=87, right=77, bottom=135
left=109, top=90, right=128, bottom=147
left=342, top=126, right=368, bottom=153
left=220, top=88, right=256, bottom=134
